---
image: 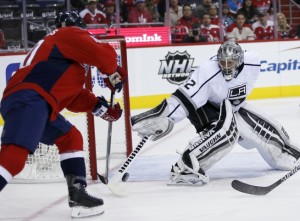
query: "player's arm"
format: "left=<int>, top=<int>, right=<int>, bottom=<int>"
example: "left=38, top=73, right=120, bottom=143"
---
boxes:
left=244, top=51, right=261, bottom=95
left=66, top=89, right=98, bottom=113
left=56, top=28, right=127, bottom=92
left=131, top=67, right=211, bottom=140
left=56, top=28, right=118, bottom=74
left=168, top=66, right=211, bottom=122
left=66, top=89, right=122, bottom=122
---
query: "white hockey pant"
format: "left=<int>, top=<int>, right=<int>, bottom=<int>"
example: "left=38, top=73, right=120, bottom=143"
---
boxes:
left=178, top=100, right=239, bottom=173
left=236, top=102, right=300, bottom=170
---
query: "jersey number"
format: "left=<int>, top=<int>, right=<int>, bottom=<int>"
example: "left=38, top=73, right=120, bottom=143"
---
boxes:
left=184, top=80, right=196, bottom=90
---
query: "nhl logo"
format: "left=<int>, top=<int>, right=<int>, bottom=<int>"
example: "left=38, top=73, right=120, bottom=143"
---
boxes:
left=158, top=51, right=197, bottom=85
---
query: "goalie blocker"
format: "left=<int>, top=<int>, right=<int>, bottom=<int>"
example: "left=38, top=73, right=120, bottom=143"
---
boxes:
left=131, top=100, right=174, bottom=141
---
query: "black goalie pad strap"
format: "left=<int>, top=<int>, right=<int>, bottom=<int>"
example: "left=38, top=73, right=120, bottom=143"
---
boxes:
left=131, top=99, right=167, bottom=126
left=173, top=89, right=219, bottom=132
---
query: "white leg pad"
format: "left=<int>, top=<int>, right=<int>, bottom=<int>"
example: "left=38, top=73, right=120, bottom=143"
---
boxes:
left=186, top=100, right=239, bottom=171
left=237, top=102, right=300, bottom=170
left=169, top=100, right=239, bottom=186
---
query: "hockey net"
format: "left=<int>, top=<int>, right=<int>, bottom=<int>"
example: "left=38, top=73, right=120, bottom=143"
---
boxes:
left=13, top=36, right=132, bottom=183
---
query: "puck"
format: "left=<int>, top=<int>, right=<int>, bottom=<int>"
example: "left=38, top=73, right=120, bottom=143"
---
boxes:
left=122, top=172, right=129, bottom=182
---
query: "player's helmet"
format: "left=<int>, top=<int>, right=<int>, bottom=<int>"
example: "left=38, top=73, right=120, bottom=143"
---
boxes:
left=217, top=41, right=244, bottom=81
left=55, top=11, right=86, bottom=29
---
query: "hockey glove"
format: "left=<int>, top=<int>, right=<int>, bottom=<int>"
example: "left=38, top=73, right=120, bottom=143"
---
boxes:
left=92, top=96, right=122, bottom=122
left=103, top=66, right=127, bottom=93
left=131, top=100, right=174, bottom=141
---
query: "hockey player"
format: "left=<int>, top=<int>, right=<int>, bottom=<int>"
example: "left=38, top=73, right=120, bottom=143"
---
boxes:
left=131, top=41, right=300, bottom=186
left=0, top=11, right=126, bottom=217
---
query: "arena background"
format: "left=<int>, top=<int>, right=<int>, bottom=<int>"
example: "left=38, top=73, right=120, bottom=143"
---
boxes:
left=1, top=40, right=300, bottom=125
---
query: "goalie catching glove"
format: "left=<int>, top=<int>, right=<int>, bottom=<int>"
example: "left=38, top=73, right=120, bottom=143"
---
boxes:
left=101, top=66, right=127, bottom=93
left=131, top=100, right=174, bottom=141
left=93, top=96, right=122, bottom=122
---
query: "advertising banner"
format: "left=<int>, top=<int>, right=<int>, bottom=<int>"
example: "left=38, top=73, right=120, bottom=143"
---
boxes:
left=88, top=27, right=171, bottom=47
left=1, top=40, right=300, bottom=109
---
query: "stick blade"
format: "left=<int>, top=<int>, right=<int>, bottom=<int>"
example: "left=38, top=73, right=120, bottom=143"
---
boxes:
left=231, top=180, right=271, bottom=196
left=98, top=173, right=108, bottom=185
left=107, top=181, right=128, bottom=197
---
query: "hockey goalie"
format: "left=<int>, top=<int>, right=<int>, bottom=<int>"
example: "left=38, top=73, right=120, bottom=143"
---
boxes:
left=131, top=41, right=300, bottom=186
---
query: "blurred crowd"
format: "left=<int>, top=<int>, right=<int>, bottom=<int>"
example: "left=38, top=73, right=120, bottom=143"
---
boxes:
left=72, top=0, right=300, bottom=43
left=0, top=0, right=300, bottom=49
left=170, top=0, right=300, bottom=43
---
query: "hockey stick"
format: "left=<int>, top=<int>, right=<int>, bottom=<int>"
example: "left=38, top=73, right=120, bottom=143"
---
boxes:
left=105, top=136, right=149, bottom=196
left=97, top=92, right=114, bottom=185
left=231, top=164, right=300, bottom=195
left=105, top=91, right=114, bottom=183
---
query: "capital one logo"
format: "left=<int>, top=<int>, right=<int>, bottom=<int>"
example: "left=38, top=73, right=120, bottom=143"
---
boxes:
left=158, top=51, right=197, bottom=85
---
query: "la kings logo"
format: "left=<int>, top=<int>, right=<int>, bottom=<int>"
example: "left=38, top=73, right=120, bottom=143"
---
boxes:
left=158, top=51, right=197, bottom=85
left=227, top=84, right=247, bottom=106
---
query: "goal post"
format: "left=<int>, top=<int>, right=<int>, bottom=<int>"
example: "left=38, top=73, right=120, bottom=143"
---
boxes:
left=12, top=36, right=133, bottom=183
left=87, top=36, right=133, bottom=180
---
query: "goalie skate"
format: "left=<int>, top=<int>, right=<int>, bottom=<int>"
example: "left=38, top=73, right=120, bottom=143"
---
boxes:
left=167, top=162, right=209, bottom=186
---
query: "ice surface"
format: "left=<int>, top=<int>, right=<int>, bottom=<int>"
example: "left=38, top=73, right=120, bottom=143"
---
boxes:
left=1, top=97, right=300, bottom=221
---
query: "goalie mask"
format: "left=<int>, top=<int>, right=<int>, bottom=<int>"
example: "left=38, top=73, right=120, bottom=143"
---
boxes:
left=217, top=41, right=244, bottom=81
left=55, top=11, right=87, bottom=29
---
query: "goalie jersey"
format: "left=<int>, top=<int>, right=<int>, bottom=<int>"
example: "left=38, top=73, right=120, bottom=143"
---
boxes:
left=167, top=51, right=261, bottom=123
left=2, top=27, right=118, bottom=121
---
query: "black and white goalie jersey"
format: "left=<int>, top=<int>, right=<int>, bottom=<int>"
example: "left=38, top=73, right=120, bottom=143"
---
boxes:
left=166, top=51, right=261, bottom=123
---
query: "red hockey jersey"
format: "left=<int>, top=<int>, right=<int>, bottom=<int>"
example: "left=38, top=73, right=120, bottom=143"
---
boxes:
left=3, top=27, right=118, bottom=121
left=252, top=20, right=274, bottom=40
left=79, top=9, right=107, bottom=25
left=200, top=24, right=220, bottom=42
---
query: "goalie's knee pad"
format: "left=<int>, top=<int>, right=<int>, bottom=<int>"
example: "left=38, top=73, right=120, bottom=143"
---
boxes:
left=237, top=102, right=300, bottom=170
left=131, top=100, right=174, bottom=141
left=176, top=100, right=239, bottom=172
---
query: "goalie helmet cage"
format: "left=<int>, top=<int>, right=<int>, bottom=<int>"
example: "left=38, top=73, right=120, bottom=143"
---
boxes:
left=12, top=36, right=133, bottom=183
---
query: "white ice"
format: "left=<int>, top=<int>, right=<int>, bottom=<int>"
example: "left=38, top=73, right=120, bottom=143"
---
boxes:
left=1, top=97, right=300, bottom=221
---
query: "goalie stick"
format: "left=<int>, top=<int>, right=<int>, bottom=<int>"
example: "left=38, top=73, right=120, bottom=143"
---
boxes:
left=231, top=163, right=300, bottom=195
left=103, top=136, right=149, bottom=196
